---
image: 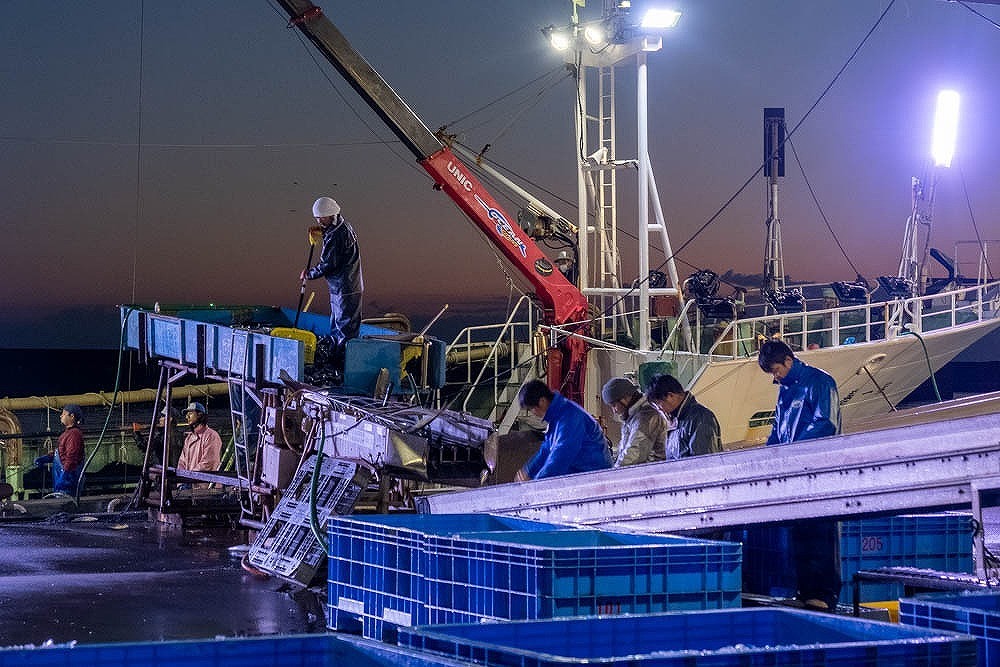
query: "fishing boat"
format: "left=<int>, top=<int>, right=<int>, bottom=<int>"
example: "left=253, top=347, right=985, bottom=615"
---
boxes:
left=7, top=2, right=999, bottom=517
left=109, top=0, right=1000, bottom=521
left=429, top=6, right=1000, bottom=448
left=244, top=1, right=1000, bottom=450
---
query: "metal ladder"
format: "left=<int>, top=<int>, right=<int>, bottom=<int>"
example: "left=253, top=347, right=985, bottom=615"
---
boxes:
left=493, top=344, right=538, bottom=434
left=226, top=328, right=262, bottom=519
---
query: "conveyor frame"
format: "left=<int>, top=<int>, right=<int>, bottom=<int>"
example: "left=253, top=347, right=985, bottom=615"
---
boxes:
left=421, top=412, right=1000, bottom=579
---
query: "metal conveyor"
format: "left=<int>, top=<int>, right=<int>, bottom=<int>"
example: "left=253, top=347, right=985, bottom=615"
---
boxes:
left=420, top=411, right=1000, bottom=577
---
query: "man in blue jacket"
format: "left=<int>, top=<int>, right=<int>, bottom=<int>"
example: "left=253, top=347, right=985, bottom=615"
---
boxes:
left=758, top=339, right=842, bottom=611
left=515, top=380, right=612, bottom=480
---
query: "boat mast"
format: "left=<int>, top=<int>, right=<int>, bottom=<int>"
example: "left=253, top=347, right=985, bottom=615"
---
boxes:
left=898, top=175, right=933, bottom=295
left=553, top=1, right=687, bottom=351
left=898, top=90, right=960, bottom=297
left=762, top=108, right=786, bottom=302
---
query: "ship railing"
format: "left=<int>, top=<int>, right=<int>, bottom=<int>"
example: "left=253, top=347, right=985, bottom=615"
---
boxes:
left=703, top=279, right=1000, bottom=360
left=445, top=295, right=540, bottom=419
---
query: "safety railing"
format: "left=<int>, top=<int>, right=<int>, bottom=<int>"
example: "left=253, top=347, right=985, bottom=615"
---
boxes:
left=704, top=280, right=1000, bottom=360
left=443, top=295, right=540, bottom=419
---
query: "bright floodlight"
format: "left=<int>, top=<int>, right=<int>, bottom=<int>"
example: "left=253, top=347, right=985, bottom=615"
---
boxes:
left=641, top=8, right=682, bottom=29
left=583, top=24, right=606, bottom=46
left=548, top=29, right=572, bottom=51
left=931, top=89, right=960, bottom=168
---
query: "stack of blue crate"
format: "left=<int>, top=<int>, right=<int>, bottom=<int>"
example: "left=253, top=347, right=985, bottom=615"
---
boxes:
left=327, top=514, right=741, bottom=641
left=741, top=512, right=974, bottom=604
left=326, top=514, right=565, bottom=640
left=423, top=529, right=741, bottom=625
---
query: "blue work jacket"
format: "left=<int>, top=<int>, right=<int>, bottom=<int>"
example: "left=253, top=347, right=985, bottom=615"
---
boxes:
left=766, top=358, right=841, bottom=445
left=525, top=392, right=611, bottom=479
left=306, top=215, right=363, bottom=295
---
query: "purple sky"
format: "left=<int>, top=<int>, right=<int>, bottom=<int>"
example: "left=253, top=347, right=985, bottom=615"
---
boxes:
left=2, top=1, right=999, bottom=346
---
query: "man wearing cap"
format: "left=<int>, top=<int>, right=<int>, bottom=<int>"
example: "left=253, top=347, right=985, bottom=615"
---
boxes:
left=601, top=377, right=667, bottom=467
left=645, top=373, right=722, bottom=459
left=177, top=402, right=222, bottom=486
left=300, top=196, right=364, bottom=365
left=34, top=404, right=86, bottom=495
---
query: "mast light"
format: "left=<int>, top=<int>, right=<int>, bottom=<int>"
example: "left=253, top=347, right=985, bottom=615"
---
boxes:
left=931, top=89, right=960, bottom=168
left=641, top=8, right=682, bottom=29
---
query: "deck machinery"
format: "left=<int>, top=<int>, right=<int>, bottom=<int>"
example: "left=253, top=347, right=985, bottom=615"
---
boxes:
left=121, top=306, right=493, bottom=554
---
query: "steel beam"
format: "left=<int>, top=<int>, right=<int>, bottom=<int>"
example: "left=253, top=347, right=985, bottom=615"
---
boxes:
left=421, top=412, right=1000, bottom=536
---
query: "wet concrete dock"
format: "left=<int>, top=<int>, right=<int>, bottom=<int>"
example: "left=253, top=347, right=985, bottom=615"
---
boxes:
left=3, top=501, right=1000, bottom=650
left=0, top=514, right=324, bottom=647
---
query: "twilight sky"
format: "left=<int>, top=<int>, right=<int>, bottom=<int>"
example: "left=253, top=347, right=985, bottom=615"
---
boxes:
left=2, top=0, right=999, bottom=347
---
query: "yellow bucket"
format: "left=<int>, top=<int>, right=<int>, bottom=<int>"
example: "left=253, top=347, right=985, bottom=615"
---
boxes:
left=271, top=327, right=317, bottom=365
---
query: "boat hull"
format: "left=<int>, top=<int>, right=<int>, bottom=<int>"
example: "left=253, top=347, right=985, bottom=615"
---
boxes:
left=585, top=315, right=1000, bottom=446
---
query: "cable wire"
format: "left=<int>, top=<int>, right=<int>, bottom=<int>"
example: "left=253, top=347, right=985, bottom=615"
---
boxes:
left=959, top=166, right=995, bottom=281
left=442, top=65, right=570, bottom=133
left=787, top=135, right=863, bottom=278
left=956, top=0, right=1000, bottom=30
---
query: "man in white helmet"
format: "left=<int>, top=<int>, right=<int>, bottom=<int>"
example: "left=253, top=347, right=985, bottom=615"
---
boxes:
left=554, top=249, right=577, bottom=285
left=300, top=196, right=364, bottom=363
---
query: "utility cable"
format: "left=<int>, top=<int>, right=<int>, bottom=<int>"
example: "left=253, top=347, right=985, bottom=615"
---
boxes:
left=959, top=166, right=995, bottom=280
left=75, top=307, right=136, bottom=502
left=266, top=0, right=427, bottom=183
left=901, top=328, right=942, bottom=403
left=306, top=409, right=366, bottom=551
left=956, top=0, right=1000, bottom=31
left=477, top=74, right=569, bottom=154
left=307, top=417, right=328, bottom=553
left=442, top=65, right=570, bottom=133
left=859, top=364, right=896, bottom=412
left=131, top=0, right=145, bottom=307
left=787, top=135, right=863, bottom=278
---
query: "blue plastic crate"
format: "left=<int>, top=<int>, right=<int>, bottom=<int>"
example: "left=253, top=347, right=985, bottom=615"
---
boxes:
left=326, top=514, right=566, bottom=639
left=398, top=607, right=976, bottom=666
left=0, top=633, right=460, bottom=667
left=424, top=529, right=741, bottom=624
left=900, top=591, right=1000, bottom=667
left=742, top=513, right=974, bottom=604
left=840, top=513, right=974, bottom=604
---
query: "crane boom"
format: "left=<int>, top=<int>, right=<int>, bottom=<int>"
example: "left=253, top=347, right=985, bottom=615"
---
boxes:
left=275, top=1, right=590, bottom=399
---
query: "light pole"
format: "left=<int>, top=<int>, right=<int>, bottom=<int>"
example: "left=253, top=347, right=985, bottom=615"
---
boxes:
left=543, top=4, right=682, bottom=351
left=899, top=89, right=960, bottom=295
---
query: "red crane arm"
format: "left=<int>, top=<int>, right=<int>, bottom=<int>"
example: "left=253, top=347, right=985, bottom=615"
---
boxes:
left=275, top=1, right=590, bottom=400
left=420, top=149, right=588, bottom=326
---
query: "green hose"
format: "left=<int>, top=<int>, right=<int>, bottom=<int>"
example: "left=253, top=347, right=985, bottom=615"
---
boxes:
left=75, top=307, right=135, bottom=502
left=307, top=417, right=328, bottom=553
left=902, top=328, right=942, bottom=403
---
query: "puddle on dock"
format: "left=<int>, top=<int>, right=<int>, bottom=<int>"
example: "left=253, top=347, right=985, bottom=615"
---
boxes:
left=0, top=515, right=325, bottom=647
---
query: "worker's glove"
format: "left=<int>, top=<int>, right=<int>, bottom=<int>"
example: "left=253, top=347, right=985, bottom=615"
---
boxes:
left=34, top=454, right=54, bottom=467
left=308, top=225, right=323, bottom=245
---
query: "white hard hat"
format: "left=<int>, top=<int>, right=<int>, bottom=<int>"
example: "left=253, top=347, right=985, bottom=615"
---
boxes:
left=312, top=196, right=340, bottom=218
